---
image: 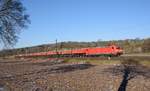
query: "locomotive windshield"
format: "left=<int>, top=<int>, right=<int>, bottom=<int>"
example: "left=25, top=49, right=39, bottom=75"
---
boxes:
left=116, top=47, right=120, bottom=49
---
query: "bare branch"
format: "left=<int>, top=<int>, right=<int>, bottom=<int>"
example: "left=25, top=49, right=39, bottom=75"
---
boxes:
left=0, top=0, right=30, bottom=47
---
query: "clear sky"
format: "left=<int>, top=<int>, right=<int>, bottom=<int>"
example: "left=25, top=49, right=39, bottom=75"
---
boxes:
left=16, top=0, right=150, bottom=48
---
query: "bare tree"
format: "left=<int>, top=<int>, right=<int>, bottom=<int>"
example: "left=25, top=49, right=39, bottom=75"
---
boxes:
left=142, top=38, right=150, bottom=52
left=0, top=0, right=30, bottom=47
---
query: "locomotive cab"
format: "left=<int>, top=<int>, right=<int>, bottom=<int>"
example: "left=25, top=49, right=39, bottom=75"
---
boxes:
left=110, top=45, right=123, bottom=56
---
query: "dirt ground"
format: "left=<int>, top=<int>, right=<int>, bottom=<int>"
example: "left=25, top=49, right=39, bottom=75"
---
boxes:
left=0, top=58, right=150, bottom=91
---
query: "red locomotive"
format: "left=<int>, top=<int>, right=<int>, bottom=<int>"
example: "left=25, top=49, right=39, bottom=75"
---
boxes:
left=16, top=45, right=123, bottom=58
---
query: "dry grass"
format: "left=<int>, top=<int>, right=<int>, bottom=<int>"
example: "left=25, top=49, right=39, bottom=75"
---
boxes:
left=0, top=57, right=149, bottom=91
left=64, top=58, right=150, bottom=67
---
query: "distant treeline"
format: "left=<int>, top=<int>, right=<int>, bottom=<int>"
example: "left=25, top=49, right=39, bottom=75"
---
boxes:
left=0, top=38, right=150, bottom=57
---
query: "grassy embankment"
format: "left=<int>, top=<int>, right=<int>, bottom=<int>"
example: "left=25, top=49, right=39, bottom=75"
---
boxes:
left=64, top=58, right=150, bottom=67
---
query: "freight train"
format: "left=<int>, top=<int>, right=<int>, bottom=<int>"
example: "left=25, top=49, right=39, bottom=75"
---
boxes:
left=16, top=45, right=123, bottom=58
